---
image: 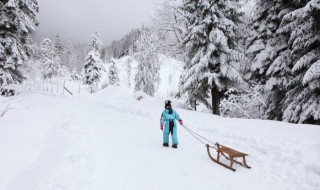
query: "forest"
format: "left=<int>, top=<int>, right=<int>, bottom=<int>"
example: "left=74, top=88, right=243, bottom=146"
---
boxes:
left=1, top=0, right=319, bottom=124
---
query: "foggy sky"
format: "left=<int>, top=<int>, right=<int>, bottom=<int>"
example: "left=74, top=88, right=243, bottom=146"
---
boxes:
left=34, top=0, right=155, bottom=46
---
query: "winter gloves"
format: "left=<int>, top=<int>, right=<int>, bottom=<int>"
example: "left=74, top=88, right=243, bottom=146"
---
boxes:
left=160, top=124, right=164, bottom=131
left=179, top=119, right=183, bottom=125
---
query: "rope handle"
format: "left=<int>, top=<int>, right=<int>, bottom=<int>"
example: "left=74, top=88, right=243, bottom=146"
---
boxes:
left=181, top=124, right=217, bottom=148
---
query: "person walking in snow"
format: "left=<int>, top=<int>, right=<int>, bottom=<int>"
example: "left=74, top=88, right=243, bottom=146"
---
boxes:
left=160, top=100, right=183, bottom=148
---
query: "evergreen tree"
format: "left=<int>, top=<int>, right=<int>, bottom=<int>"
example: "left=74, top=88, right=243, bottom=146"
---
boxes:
left=74, top=44, right=87, bottom=72
left=90, top=31, right=102, bottom=53
left=178, top=0, right=245, bottom=115
left=40, top=38, right=59, bottom=81
left=53, top=34, right=64, bottom=58
left=82, top=32, right=104, bottom=92
left=134, top=30, right=161, bottom=96
left=246, top=1, right=297, bottom=120
left=279, top=0, right=320, bottom=124
left=246, top=0, right=320, bottom=124
left=53, top=34, right=64, bottom=69
left=65, top=38, right=74, bottom=70
left=0, top=0, right=39, bottom=87
left=108, top=59, right=120, bottom=86
left=126, top=58, right=132, bottom=88
left=24, top=36, right=36, bottom=59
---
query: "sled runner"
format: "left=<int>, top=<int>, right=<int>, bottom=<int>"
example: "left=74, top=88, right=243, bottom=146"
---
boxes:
left=181, top=124, right=251, bottom=172
left=206, top=143, right=251, bottom=172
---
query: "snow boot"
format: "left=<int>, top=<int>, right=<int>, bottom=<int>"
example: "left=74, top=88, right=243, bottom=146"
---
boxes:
left=163, top=143, right=169, bottom=147
left=172, top=144, right=178, bottom=149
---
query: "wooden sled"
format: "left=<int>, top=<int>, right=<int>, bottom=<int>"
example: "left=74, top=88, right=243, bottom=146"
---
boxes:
left=206, top=143, right=251, bottom=172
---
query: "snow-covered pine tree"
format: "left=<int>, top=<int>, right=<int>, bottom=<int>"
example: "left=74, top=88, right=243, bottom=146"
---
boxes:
left=53, top=34, right=64, bottom=59
left=246, top=1, right=296, bottom=120
left=24, top=35, right=36, bottom=59
left=53, top=34, right=64, bottom=70
left=40, top=38, right=59, bottom=82
left=90, top=31, right=102, bottom=54
left=279, top=0, right=320, bottom=124
left=126, top=58, right=132, bottom=88
left=178, top=0, right=246, bottom=115
left=82, top=32, right=105, bottom=92
left=0, top=0, right=39, bottom=87
left=74, top=44, right=87, bottom=72
left=65, top=38, right=74, bottom=70
left=108, top=59, right=120, bottom=86
left=134, top=30, right=161, bottom=96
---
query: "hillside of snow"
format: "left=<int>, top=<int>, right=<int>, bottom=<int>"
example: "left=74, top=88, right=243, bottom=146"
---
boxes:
left=1, top=86, right=320, bottom=190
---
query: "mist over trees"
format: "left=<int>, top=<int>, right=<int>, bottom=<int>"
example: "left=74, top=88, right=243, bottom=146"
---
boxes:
left=105, top=28, right=143, bottom=61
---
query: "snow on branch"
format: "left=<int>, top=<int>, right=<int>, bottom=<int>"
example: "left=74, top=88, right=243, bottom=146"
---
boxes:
left=302, top=60, right=320, bottom=85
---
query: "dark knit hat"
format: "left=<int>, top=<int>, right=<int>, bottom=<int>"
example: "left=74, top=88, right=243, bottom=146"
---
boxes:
left=165, top=100, right=172, bottom=108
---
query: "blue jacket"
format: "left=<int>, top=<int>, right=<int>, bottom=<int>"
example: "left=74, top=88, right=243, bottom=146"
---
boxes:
left=161, top=108, right=181, bottom=127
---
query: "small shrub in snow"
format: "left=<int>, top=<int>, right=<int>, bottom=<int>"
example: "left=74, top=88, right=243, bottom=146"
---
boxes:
left=134, top=91, right=148, bottom=101
left=0, top=88, right=16, bottom=97
left=220, top=84, right=267, bottom=119
left=70, top=69, right=80, bottom=81
left=101, top=83, right=108, bottom=89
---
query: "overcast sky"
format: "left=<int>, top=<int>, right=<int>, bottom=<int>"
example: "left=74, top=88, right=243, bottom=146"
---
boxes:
left=34, top=0, right=155, bottom=46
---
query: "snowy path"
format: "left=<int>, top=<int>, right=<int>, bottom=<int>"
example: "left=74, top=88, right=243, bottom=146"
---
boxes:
left=1, top=89, right=320, bottom=190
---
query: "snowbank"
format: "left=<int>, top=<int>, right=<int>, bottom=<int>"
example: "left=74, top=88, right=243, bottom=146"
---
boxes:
left=0, top=88, right=319, bottom=190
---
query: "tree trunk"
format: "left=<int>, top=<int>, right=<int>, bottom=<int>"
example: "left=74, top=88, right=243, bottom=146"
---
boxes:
left=211, top=87, right=221, bottom=115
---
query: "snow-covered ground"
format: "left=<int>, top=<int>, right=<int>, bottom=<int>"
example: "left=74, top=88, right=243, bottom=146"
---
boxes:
left=1, top=86, right=319, bottom=190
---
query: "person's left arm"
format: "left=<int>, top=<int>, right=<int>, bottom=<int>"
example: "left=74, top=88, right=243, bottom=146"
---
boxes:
left=175, top=111, right=183, bottom=125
